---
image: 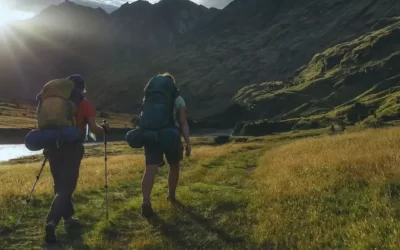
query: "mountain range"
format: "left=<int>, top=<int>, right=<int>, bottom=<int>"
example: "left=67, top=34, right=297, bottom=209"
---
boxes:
left=11, top=0, right=119, bottom=14
left=1, top=0, right=400, bottom=133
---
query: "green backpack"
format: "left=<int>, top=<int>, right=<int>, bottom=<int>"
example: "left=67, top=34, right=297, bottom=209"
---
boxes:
left=126, top=75, right=180, bottom=150
left=138, top=75, right=179, bottom=130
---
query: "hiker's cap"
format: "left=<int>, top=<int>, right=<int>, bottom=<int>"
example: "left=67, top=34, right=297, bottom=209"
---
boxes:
left=66, top=74, right=85, bottom=90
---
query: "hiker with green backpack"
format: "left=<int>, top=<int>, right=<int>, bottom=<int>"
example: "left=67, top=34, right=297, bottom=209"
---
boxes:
left=126, top=73, right=191, bottom=217
left=30, top=74, right=109, bottom=244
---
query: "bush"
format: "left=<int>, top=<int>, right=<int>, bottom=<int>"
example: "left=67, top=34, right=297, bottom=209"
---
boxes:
left=240, top=119, right=298, bottom=136
left=214, top=136, right=231, bottom=145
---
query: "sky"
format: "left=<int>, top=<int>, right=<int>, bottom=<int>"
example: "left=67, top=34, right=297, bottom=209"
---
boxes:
left=109, top=0, right=233, bottom=9
left=0, top=0, right=233, bottom=25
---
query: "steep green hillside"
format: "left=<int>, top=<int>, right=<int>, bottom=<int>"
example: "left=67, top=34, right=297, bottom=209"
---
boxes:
left=86, top=0, right=400, bottom=120
left=234, top=18, right=400, bottom=135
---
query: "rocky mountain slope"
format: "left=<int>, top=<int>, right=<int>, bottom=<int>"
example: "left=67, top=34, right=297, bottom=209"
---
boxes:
left=85, top=0, right=400, bottom=122
left=109, top=0, right=219, bottom=61
left=0, top=0, right=218, bottom=101
left=11, top=0, right=118, bottom=13
left=1, top=0, right=400, bottom=131
left=234, top=17, right=400, bottom=135
left=0, top=0, right=110, bottom=100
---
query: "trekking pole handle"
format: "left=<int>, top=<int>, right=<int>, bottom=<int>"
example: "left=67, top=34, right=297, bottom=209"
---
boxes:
left=101, top=119, right=109, bottom=138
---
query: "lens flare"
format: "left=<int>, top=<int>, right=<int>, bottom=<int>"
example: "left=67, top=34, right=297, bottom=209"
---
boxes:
left=0, top=3, right=34, bottom=27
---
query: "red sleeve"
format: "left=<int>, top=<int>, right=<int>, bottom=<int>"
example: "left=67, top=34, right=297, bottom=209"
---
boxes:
left=76, top=99, right=97, bottom=132
left=81, top=99, right=96, bottom=119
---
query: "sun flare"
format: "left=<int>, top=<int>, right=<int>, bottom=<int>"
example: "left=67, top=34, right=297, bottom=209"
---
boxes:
left=0, top=3, right=34, bottom=27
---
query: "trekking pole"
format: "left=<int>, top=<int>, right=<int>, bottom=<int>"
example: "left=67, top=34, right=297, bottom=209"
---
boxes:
left=13, top=157, right=48, bottom=234
left=102, top=120, right=109, bottom=220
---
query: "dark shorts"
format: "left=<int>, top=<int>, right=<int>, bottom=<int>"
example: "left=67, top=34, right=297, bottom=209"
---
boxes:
left=144, top=139, right=183, bottom=166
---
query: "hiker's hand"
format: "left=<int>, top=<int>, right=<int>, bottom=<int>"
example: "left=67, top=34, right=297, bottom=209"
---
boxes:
left=101, top=121, right=110, bottom=134
left=185, top=144, right=191, bottom=157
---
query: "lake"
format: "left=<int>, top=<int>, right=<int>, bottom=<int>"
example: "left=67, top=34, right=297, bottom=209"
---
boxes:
left=0, top=129, right=234, bottom=162
left=0, top=143, right=101, bottom=163
left=0, top=144, right=42, bottom=162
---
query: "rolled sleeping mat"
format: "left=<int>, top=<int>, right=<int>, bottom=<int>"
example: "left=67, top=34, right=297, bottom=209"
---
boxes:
left=25, top=126, right=84, bottom=151
left=125, top=128, right=144, bottom=148
left=125, top=127, right=180, bottom=151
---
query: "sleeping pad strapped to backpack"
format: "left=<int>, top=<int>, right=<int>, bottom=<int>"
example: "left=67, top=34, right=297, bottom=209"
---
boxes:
left=126, top=75, right=181, bottom=152
left=25, top=78, right=85, bottom=151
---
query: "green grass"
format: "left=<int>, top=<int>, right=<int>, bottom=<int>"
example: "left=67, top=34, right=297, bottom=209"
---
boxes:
left=0, top=136, right=264, bottom=249
left=232, top=19, right=400, bottom=135
left=3, top=127, right=400, bottom=249
left=252, top=127, right=400, bottom=248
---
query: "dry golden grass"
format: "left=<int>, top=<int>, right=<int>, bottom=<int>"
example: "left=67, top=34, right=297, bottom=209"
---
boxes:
left=0, top=100, right=133, bottom=129
left=253, top=127, right=400, bottom=248
left=0, top=143, right=255, bottom=200
left=0, top=155, right=144, bottom=200
left=0, top=101, right=36, bottom=128
left=256, top=127, right=400, bottom=197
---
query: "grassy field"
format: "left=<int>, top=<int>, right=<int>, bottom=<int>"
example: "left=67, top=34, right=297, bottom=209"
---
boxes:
left=1, top=127, right=400, bottom=249
left=0, top=99, right=133, bottom=129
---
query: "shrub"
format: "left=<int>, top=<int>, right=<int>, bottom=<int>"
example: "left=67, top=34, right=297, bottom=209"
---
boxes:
left=214, top=135, right=231, bottom=145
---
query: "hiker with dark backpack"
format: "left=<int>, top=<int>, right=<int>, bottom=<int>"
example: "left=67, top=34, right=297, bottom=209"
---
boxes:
left=33, top=74, right=109, bottom=244
left=137, top=73, right=191, bottom=217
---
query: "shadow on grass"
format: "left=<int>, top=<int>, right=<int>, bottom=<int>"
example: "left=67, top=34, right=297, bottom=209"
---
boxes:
left=0, top=226, right=12, bottom=237
left=37, top=225, right=90, bottom=250
left=147, top=200, right=246, bottom=249
left=147, top=214, right=191, bottom=249
left=174, top=200, right=246, bottom=244
left=60, top=225, right=91, bottom=250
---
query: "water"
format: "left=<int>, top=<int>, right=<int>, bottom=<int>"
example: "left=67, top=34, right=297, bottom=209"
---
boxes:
left=0, top=144, right=42, bottom=162
left=0, top=143, right=102, bottom=163
left=0, top=129, right=234, bottom=162
left=191, top=129, right=234, bottom=137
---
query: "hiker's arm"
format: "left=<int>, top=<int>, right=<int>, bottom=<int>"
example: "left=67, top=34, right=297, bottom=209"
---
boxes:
left=82, top=99, right=108, bottom=136
left=178, top=107, right=190, bottom=146
left=87, top=117, right=106, bottom=137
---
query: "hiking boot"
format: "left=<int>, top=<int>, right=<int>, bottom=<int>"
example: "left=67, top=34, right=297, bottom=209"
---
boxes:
left=141, top=203, right=154, bottom=218
left=63, top=217, right=80, bottom=229
left=44, top=221, right=57, bottom=244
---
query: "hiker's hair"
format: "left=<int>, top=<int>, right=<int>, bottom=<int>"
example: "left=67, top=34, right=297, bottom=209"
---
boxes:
left=158, top=72, right=175, bottom=85
left=158, top=72, right=180, bottom=97
left=144, top=72, right=178, bottom=92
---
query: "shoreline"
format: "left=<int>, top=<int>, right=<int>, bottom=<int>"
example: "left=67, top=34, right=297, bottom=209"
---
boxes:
left=0, top=128, right=234, bottom=145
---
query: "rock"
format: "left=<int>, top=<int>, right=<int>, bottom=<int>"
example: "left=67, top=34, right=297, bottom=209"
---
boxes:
left=214, top=136, right=231, bottom=145
left=235, top=138, right=249, bottom=143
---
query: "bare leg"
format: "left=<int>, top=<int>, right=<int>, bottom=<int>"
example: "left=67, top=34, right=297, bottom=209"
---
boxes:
left=142, top=164, right=158, bottom=204
left=168, top=163, right=180, bottom=200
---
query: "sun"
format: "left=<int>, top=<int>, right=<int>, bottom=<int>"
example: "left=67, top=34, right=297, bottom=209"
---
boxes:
left=0, top=3, right=34, bottom=27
